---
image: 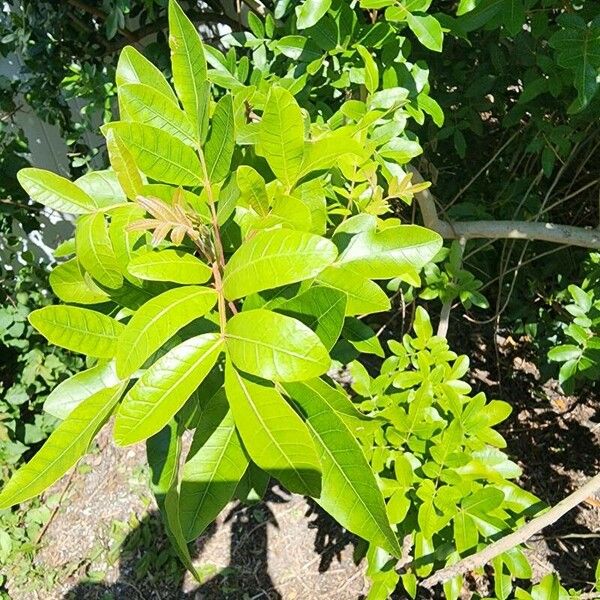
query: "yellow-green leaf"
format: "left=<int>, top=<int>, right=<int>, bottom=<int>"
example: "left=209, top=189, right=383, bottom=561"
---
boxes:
left=49, top=259, right=110, bottom=305
left=128, top=249, right=211, bottom=284
left=119, top=83, right=196, bottom=146
left=179, top=401, right=248, bottom=540
left=225, top=309, right=330, bottom=382
left=76, top=212, right=123, bottom=289
left=204, top=94, right=235, bottom=183
left=116, top=286, right=218, bottom=378
left=17, top=168, right=98, bottom=214
left=115, top=333, right=223, bottom=445
left=0, top=384, right=124, bottom=509
left=103, top=122, right=203, bottom=187
left=116, top=45, right=178, bottom=105
left=105, top=128, right=146, bottom=200
left=287, top=383, right=401, bottom=557
left=223, top=228, right=337, bottom=301
left=29, top=305, right=124, bottom=359
left=169, top=0, right=209, bottom=142
left=256, top=87, right=305, bottom=187
left=225, top=362, right=321, bottom=496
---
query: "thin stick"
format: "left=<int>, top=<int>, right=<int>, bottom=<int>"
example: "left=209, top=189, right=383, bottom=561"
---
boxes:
left=420, top=471, right=600, bottom=589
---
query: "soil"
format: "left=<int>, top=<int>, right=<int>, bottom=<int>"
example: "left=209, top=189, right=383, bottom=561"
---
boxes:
left=4, top=322, right=600, bottom=599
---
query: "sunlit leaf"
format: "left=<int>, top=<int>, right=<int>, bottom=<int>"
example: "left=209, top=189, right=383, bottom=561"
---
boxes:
left=0, top=384, right=124, bottom=509
left=256, top=87, right=304, bottom=187
left=115, top=333, right=223, bottom=444
left=128, top=249, right=212, bottom=284
left=225, top=309, right=330, bottom=382
left=225, top=363, right=321, bottom=495
left=103, top=122, right=203, bottom=186
left=18, top=168, right=98, bottom=214
left=116, top=285, right=218, bottom=378
left=223, top=228, right=337, bottom=301
left=29, top=305, right=124, bottom=359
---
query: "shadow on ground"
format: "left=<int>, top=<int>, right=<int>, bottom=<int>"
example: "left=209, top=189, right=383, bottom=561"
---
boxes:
left=64, top=486, right=363, bottom=600
left=455, top=323, right=600, bottom=590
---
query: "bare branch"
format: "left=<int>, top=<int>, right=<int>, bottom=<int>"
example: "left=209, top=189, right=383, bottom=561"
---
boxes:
left=420, top=471, right=600, bottom=589
left=410, top=167, right=600, bottom=250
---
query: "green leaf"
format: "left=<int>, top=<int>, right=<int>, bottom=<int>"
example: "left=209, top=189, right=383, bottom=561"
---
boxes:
left=105, top=128, right=146, bottom=200
left=128, top=249, right=212, bottom=285
left=119, top=83, right=196, bottom=145
left=548, top=344, right=582, bottom=362
left=235, top=463, right=270, bottom=505
left=343, top=318, right=384, bottom=357
left=75, top=170, right=126, bottom=208
left=109, top=204, right=147, bottom=278
left=44, top=361, right=122, bottom=420
left=317, top=265, right=391, bottom=315
left=115, top=333, right=223, bottom=445
left=550, top=20, right=600, bottom=109
left=116, top=285, right=218, bottom=378
left=237, top=165, right=269, bottom=216
left=116, top=45, right=178, bottom=105
left=406, top=14, right=443, bottom=52
left=225, top=309, right=330, bottom=382
left=29, top=305, right=124, bottom=359
left=205, top=95, right=235, bottom=184
left=339, top=225, right=442, bottom=280
left=49, top=259, right=110, bottom=305
left=296, top=0, right=331, bottom=29
left=287, top=383, right=401, bottom=557
left=103, top=122, right=203, bottom=186
left=502, top=0, right=525, bottom=36
left=453, top=511, right=478, bottom=552
left=17, top=168, right=98, bottom=214
left=0, top=384, right=123, bottom=509
left=284, top=378, right=370, bottom=433
left=298, top=132, right=365, bottom=179
left=276, top=286, right=346, bottom=350
left=146, top=421, right=203, bottom=582
left=169, top=0, right=209, bottom=142
left=225, top=363, right=321, bottom=496
left=463, top=488, right=505, bottom=515
left=356, top=45, right=379, bottom=93
left=179, top=404, right=248, bottom=540
left=223, top=228, right=337, bottom=301
left=76, top=212, right=123, bottom=289
left=256, top=87, right=305, bottom=187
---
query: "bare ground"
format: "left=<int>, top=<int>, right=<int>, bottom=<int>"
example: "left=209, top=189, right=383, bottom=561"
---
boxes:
left=4, top=328, right=600, bottom=599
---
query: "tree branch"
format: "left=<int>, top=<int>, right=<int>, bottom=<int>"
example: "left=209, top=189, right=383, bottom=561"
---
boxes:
left=410, top=167, right=600, bottom=250
left=420, top=471, right=600, bottom=589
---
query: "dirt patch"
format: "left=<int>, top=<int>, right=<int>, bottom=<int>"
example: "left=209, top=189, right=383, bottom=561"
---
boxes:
left=462, top=326, right=600, bottom=590
left=6, top=423, right=365, bottom=600
left=5, top=325, right=600, bottom=599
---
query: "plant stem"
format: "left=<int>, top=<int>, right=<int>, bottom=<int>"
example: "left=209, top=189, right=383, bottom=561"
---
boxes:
left=212, top=261, right=227, bottom=335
